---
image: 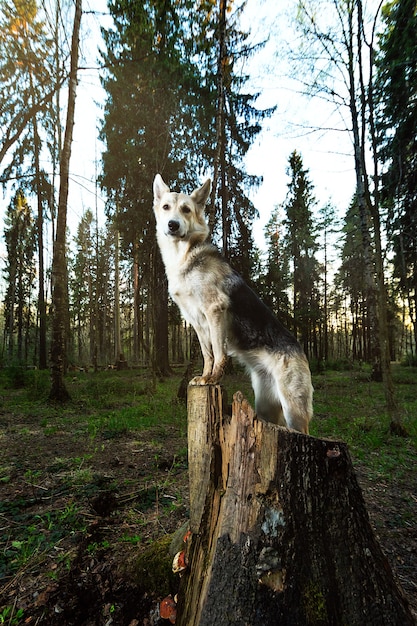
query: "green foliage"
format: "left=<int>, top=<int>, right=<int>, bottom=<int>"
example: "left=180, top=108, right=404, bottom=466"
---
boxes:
left=280, top=151, right=321, bottom=353
left=3, top=191, right=37, bottom=365
left=0, top=502, right=86, bottom=580
left=3, top=364, right=26, bottom=389
left=0, top=605, right=24, bottom=625
left=0, top=0, right=54, bottom=167
left=376, top=0, right=417, bottom=349
left=24, top=369, right=50, bottom=400
left=402, top=353, right=417, bottom=367
left=2, top=366, right=49, bottom=397
left=120, top=533, right=142, bottom=545
left=87, top=539, right=111, bottom=554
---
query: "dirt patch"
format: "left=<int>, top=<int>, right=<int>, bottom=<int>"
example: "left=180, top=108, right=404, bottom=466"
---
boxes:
left=0, top=406, right=416, bottom=624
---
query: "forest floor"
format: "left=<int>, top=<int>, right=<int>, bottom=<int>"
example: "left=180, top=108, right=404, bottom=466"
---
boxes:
left=0, top=366, right=416, bottom=625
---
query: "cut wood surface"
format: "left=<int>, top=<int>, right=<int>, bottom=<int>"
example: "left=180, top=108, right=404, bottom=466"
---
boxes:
left=176, top=384, right=415, bottom=626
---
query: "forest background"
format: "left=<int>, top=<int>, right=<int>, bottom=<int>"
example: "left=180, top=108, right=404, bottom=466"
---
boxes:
left=0, top=0, right=416, bottom=426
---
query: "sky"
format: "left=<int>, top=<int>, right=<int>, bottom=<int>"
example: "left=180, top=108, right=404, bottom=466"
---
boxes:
left=241, top=0, right=359, bottom=245
left=65, top=0, right=366, bottom=250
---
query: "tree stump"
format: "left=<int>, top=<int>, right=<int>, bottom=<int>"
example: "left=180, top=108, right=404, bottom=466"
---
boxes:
left=176, top=385, right=414, bottom=626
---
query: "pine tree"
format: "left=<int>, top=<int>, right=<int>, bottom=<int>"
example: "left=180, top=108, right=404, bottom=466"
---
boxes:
left=200, top=0, right=274, bottom=280
left=376, top=0, right=417, bottom=356
left=100, top=0, right=203, bottom=374
left=3, top=190, right=36, bottom=363
left=0, top=0, right=56, bottom=369
left=282, top=151, right=320, bottom=356
left=261, top=206, right=291, bottom=326
left=0, top=0, right=57, bottom=166
left=334, top=199, right=369, bottom=362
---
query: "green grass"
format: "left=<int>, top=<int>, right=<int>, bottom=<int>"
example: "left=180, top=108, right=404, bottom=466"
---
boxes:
left=0, top=362, right=416, bottom=588
left=0, top=368, right=187, bottom=437
left=310, top=365, right=417, bottom=479
left=0, top=502, right=86, bottom=580
left=0, top=366, right=417, bottom=624
left=0, top=605, right=24, bottom=625
left=1, top=364, right=415, bottom=476
left=0, top=368, right=189, bottom=586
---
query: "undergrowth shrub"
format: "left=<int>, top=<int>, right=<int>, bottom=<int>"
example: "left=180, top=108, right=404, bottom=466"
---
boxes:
left=25, top=369, right=50, bottom=400
left=3, top=364, right=27, bottom=389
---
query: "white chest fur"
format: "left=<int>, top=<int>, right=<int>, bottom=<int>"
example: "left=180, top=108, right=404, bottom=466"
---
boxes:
left=158, top=238, right=197, bottom=322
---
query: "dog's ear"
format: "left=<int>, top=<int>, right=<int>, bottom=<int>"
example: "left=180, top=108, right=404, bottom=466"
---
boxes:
left=153, top=174, right=170, bottom=202
left=191, top=179, right=211, bottom=208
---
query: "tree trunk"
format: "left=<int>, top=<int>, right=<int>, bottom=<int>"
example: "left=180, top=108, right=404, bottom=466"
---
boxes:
left=365, top=1, right=406, bottom=435
left=177, top=332, right=200, bottom=401
left=176, top=385, right=414, bottom=626
left=153, top=245, right=171, bottom=376
left=49, top=0, right=82, bottom=402
left=114, top=224, right=122, bottom=363
left=32, top=112, right=48, bottom=370
left=209, top=0, right=227, bottom=237
left=347, top=20, right=381, bottom=382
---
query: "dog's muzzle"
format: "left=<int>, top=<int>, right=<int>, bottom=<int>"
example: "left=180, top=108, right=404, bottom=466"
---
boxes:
left=168, top=220, right=181, bottom=235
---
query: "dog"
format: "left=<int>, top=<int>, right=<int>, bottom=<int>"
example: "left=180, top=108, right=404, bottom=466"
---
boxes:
left=153, top=174, right=313, bottom=434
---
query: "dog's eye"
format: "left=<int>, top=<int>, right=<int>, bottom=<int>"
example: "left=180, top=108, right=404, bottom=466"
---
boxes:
left=162, top=204, right=170, bottom=211
left=182, top=205, right=191, bottom=214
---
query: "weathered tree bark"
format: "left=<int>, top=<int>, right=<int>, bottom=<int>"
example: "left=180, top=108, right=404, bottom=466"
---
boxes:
left=176, top=385, right=414, bottom=626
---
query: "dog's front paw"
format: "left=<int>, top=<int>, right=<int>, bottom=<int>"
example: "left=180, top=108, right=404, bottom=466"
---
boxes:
left=189, top=375, right=221, bottom=386
left=189, top=375, right=207, bottom=385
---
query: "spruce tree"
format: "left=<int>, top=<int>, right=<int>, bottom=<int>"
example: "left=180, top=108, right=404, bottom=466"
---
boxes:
left=334, top=199, right=369, bottom=362
left=199, top=0, right=274, bottom=280
left=100, top=0, right=272, bottom=369
left=281, top=151, right=320, bottom=357
left=3, top=190, right=36, bottom=364
left=261, top=206, right=291, bottom=326
left=100, top=0, right=203, bottom=374
left=376, top=0, right=417, bottom=356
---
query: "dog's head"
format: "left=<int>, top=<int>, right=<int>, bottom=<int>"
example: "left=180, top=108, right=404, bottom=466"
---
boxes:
left=153, top=174, right=211, bottom=244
